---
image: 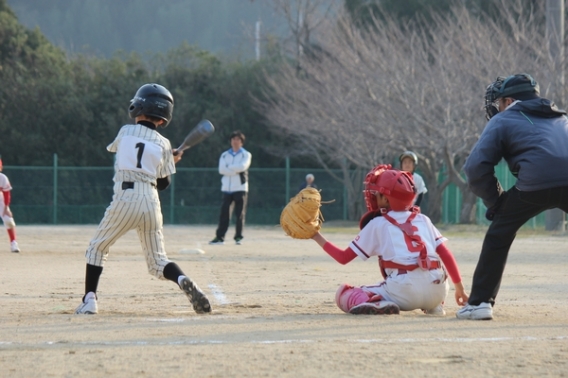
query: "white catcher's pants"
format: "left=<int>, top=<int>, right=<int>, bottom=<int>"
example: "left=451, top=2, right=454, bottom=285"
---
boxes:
left=362, top=268, right=449, bottom=311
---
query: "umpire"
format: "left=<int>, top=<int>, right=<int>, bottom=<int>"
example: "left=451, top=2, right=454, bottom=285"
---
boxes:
left=459, top=73, right=568, bottom=320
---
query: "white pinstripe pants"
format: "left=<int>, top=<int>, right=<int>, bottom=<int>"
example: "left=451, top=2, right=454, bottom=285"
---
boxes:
left=85, top=182, right=170, bottom=279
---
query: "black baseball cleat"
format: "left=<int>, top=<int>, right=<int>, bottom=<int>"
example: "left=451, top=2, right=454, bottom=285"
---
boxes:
left=180, top=276, right=211, bottom=314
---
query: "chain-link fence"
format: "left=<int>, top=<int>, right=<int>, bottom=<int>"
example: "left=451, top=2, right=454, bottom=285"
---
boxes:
left=5, top=162, right=348, bottom=226
left=3, top=158, right=547, bottom=227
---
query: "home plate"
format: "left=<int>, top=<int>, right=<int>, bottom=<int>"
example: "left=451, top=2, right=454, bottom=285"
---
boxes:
left=179, top=248, right=205, bottom=254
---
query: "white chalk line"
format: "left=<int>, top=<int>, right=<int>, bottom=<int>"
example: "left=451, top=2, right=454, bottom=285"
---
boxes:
left=207, top=283, right=229, bottom=305
left=196, top=255, right=231, bottom=305
left=1, top=335, right=566, bottom=348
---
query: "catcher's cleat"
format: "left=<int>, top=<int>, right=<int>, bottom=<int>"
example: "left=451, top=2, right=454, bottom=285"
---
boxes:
left=180, top=276, right=211, bottom=314
left=75, top=292, right=98, bottom=315
left=456, top=302, right=493, bottom=320
left=10, top=241, right=20, bottom=253
left=349, top=301, right=400, bottom=315
left=208, top=237, right=224, bottom=245
left=423, top=304, right=446, bottom=316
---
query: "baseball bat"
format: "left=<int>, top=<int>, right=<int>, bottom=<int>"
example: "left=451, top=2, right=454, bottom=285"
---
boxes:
left=173, top=119, right=215, bottom=155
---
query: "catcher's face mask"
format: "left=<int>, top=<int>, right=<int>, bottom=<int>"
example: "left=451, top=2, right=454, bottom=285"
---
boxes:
left=363, top=164, right=392, bottom=211
left=484, top=76, right=506, bottom=121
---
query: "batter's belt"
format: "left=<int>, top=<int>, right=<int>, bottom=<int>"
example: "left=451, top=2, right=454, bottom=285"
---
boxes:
left=121, top=181, right=156, bottom=190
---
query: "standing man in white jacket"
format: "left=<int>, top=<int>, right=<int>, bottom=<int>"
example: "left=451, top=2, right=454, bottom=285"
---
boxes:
left=209, top=130, right=252, bottom=245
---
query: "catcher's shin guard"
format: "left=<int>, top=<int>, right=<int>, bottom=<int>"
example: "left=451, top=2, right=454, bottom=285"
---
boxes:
left=335, top=284, right=372, bottom=313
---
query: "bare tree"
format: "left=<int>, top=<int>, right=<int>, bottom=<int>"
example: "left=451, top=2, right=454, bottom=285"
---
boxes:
left=261, top=0, right=560, bottom=223
left=267, top=0, right=341, bottom=69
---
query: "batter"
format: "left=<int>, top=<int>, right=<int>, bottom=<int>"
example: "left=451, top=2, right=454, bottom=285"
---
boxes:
left=75, top=83, right=211, bottom=315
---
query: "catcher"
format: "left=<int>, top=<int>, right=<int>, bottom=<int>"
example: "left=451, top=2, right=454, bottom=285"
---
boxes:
left=282, top=164, right=468, bottom=315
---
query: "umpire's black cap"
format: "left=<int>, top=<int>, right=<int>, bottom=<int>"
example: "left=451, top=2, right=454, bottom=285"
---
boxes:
left=499, top=73, right=540, bottom=101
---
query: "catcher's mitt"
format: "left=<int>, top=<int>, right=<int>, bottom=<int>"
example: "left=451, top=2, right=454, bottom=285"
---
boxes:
left=280, top=187, right=328, bottom=239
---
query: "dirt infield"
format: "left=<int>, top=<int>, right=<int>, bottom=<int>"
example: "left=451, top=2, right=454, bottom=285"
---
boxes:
left=1, top=224, right=567, bottom=377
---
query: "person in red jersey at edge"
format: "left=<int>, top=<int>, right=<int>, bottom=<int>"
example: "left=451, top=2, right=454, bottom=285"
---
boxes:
left=0, top=157, right=20, bottom=253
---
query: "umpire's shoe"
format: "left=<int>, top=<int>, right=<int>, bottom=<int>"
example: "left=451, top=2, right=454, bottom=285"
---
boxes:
left=456, top=302, right=493, bottom=320
left=75, top=292, right=98, bottom=315
left=180, top=276, right=211, bottom=314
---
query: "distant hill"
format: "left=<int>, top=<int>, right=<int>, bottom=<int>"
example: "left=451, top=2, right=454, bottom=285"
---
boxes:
left=6, top=0, right=282, bottom=59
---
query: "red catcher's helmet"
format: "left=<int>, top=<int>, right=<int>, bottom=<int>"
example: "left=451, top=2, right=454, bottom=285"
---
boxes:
left=364, top=165, right=416, bottom=211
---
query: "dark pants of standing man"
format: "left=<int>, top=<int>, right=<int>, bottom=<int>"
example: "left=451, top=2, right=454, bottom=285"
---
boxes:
left=469, top=186, right=568, bottom=306
left=215, top=191, right=248, bottom=240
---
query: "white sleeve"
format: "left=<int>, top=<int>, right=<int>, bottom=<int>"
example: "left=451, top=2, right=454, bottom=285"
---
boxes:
left=157, top=139, right=176, bottom=178
left=413, top=173, right=427, bottom=194
left=107, top=127, right=126, bottom=153
left=348, top=219, right=381, bottom=261
left=424, top=216, right=447, bottom=246
left=0, top=174, right=12, bottom=192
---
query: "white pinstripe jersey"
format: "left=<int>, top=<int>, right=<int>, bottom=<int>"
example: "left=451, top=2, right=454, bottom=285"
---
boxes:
left=107, top=123, right=176, bottom=186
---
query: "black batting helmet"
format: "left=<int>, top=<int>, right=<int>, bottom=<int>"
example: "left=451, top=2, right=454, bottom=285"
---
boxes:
left=128, top=83, right=174, bottom=127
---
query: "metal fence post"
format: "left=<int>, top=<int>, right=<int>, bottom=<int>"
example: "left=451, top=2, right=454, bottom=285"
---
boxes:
left=170, top=174, right=175, bottom=224
left=285, top=157, right=290, bottom=204
left=343, top=183, right=347, bottom=220
left=53, top=153, right=58, bottom=224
